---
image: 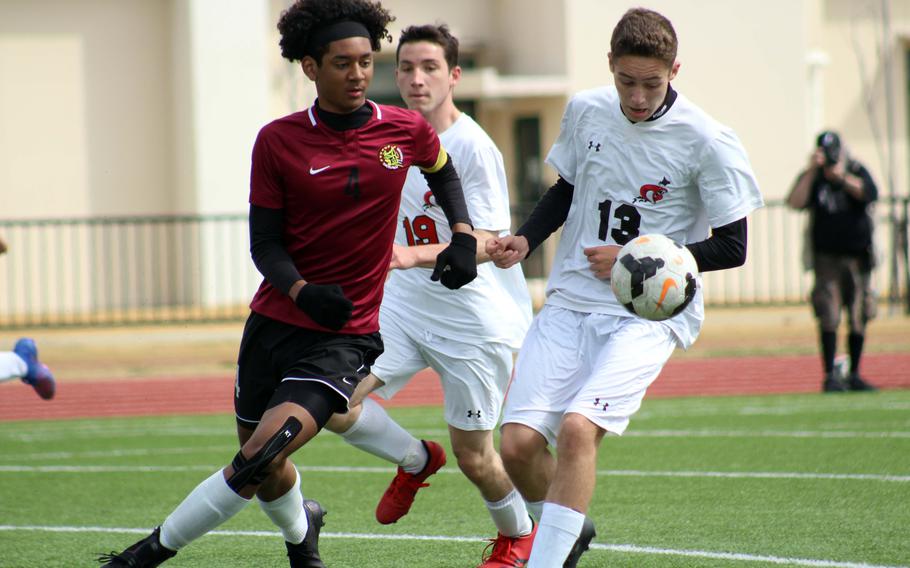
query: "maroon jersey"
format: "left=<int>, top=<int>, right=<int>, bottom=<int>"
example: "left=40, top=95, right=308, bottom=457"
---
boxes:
left=249, top=101, right=443, bottom=334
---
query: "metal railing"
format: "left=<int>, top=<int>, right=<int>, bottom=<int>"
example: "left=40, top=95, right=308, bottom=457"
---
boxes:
left=1, top=199, right=907, bottom=328
left=0, top=215, right=261, bottom=327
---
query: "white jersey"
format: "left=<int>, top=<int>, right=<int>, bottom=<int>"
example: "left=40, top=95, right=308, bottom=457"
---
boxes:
left=544, top=86, right=763, bottom=348
left=382, top=113, right=532, bottom=349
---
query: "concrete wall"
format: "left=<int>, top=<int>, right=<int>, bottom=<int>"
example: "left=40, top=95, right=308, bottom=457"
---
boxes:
left=0, top=0, right=174, bottom=218
left=172, top=0, right=270, bottom=214
left=817, top=0, right=908, bottom=204
left=0, top=0, right=270, bottom=219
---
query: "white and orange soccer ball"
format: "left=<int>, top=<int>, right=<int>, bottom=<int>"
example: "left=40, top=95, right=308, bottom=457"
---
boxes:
left=610, top=234, right=699, bottom=321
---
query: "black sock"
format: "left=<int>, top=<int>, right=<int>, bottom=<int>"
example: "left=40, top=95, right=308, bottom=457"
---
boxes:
left=848, top=332, right=864, bottom=375
left=820, top=330, right=837, bottom=374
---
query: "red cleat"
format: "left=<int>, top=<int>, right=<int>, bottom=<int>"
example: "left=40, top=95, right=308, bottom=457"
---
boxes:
left=375, top=440, right=446, bottom=524
left=478, top=521, right=536, bottom=567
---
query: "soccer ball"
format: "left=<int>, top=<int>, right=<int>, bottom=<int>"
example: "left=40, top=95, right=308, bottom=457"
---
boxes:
left=610, top=234, right=699, bottom=321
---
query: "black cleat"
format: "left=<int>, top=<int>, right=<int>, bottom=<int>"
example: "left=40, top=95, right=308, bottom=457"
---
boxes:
left=97, top=527, right=176, bottom=567
left=285, top=499, right=326, bottom=568
left=846, top=373, right=878, bottom=392
left=563, top=516, right=596, bottom=568
left=822, top=372, right=847, bottom=393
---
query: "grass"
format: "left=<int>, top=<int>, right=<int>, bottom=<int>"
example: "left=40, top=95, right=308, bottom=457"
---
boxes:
left=1, top=391, right=909, bottom=567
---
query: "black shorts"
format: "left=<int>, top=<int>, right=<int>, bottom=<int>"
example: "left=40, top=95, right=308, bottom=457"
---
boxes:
left=234, top=312, right=383, bottom=427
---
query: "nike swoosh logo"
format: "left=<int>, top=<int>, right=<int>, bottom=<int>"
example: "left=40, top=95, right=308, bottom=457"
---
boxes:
left=309, top=165, right=331, bottom=175
left=655, top=278, right=678, bottom=310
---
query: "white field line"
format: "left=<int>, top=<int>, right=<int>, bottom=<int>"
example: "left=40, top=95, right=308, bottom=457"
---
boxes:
left=0, top=464, right=907, bottom=482
left=636, top=400, right=910, bottom=419
left=1, top=428, right=908, bottom=461
left=624, top=430, right=910, bottom=438
left=0, top=524, right=906, bottom=568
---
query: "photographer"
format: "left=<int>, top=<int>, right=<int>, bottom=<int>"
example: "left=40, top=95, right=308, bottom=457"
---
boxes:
left=787, top=130, right=878, bottom=392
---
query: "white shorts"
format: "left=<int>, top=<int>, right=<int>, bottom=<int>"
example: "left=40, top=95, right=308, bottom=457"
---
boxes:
left=372, top=310, right=514, bottom=431
left=502, top=304, right=677, bottom=446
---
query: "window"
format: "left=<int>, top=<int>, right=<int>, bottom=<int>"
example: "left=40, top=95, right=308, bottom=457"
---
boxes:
left=513, top=116, right=546, bottom=278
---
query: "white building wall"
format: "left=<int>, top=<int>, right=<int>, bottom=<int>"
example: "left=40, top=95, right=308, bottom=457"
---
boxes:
left=174, top=0, right=270, bottom=215
left=0, top=0, right=174, bottom=218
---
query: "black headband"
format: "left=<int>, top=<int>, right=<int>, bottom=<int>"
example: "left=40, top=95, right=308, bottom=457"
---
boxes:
left=305, top=21, right=371, bottom=57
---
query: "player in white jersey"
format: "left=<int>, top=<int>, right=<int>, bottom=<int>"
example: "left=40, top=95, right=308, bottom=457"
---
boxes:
left=487, top=8, right=763, bottom=567
left=324, top=24, right=536, bottom=566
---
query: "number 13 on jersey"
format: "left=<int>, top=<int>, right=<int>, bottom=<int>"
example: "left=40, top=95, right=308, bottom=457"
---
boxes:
left=598, top=200, right=641, bottom=245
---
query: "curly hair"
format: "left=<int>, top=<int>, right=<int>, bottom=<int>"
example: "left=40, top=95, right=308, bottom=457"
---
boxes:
left=278, top=0, right=395, bottom=63
left=610, top=8, right=677, bottom=67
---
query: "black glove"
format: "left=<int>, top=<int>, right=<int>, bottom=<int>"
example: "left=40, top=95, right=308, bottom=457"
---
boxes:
left=431, top=232, right=478, bottom=290
left=294, top=283, right=353, bottom=330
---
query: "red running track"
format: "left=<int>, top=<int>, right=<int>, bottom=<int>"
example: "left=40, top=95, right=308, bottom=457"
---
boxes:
left=2, top=353, right=908, bottom=422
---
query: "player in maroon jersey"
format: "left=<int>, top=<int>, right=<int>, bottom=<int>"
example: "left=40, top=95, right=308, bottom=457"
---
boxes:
left=97, top=2, right=477, bottom=567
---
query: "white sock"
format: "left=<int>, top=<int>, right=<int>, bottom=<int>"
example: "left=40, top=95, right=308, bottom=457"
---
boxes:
left=485, top=489, right=533, bottom=537
left=339, top=397, right=427, bottom=472
left=258, top=467, right=309, bottom=544
left=525, top=500, right=544, bottom=522
left=0, top=352, right=27, bottom=383
left=159, top=470, right=250, bottom=550
left=528, top=502, right=585, bottom=568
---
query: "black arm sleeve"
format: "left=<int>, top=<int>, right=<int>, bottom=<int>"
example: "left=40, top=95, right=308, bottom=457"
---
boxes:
left=421, top=156, right=473, bottom=228
left=249, top=204, right=302, bottom=295
left=515, top=177, right=575, bottom=255
left=685, top=218, right=748, bottom=273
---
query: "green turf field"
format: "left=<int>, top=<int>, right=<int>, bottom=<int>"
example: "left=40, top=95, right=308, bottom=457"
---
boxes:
left=1, top=391, right=909, bottom=568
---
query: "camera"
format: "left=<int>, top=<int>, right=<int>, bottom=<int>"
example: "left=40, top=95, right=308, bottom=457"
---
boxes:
left=817, top=131, right=841, bottom=167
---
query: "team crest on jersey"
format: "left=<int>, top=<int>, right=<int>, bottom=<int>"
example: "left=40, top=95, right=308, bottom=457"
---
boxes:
left=633, top=177, right=671, bottom=204
left=422, top=190, right=436, bottom=210
left=378, top=144, right=404, bottom=170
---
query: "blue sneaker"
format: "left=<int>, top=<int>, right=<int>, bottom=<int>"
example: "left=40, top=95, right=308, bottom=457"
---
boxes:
left=13, top=338, right=56, bottom=400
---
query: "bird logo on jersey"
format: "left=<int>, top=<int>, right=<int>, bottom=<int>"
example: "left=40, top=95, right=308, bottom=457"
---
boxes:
left=422, top=190, right=437, bottom=210
left=379, top=144, right=404, bottom=170
left=633, top=177, right=671, bottom=204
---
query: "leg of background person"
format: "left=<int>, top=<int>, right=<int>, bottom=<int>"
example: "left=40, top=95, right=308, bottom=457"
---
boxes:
left=499, top=422, right=555, bottom=521
left=449, top=426, right=533, bottom=537
left=325, top=392, right=428, bottom=473
left=812, top=265, right=844, bottom=391
left=0, top=352, right=27, bottom=383
left=848, top=332, right=864, bottom=373
left=326, top=374, right=446, bottom=525
left=820, top=328, right=837, bottom=374
left=527, top=413, right=605, bottom=568
left=844, top=266, right=877, bottom=390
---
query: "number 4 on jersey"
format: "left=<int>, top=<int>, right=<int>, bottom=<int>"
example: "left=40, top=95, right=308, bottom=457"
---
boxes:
left=402, top=215, right=439, bottom=246
left=345, top=167, right=360, bottom=200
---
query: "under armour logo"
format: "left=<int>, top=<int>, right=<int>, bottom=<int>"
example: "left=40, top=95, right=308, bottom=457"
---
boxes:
left=587, top=141, right=601, bottom=152
left=593, top=398, right=609, bottom=411
left=467, top=410, right=482, bottom=419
